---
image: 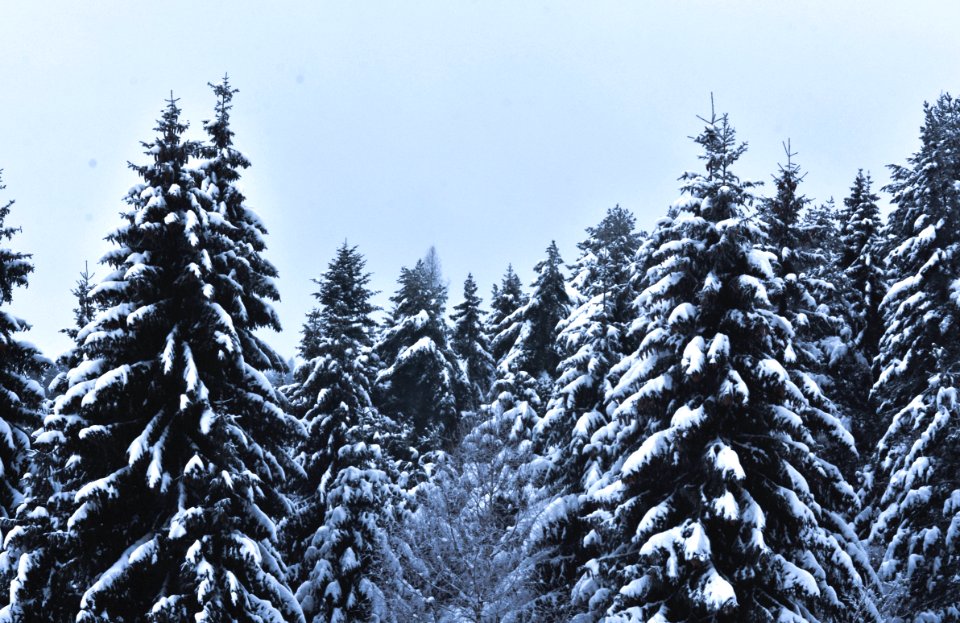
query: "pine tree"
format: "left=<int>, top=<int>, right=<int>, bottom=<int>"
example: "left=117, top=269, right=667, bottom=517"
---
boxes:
left=868, top=93, right=960, bottom=622
left=839, top=170, right=884, bottom=362
left=757, top=145, right=849, bottom=461
left=592, top=109, right=875, bottom=622
left=487, top=265, right=527, bottom=367
left=450, top=273, right=495, bottom=409
left=832, top=171, right=886, bottom=457
left=375, top=256, right=467, bottom=449
left=497, top=241, right=571, bottom=398
left=0, top=173, right=46, bottom=517
left=8, top=89, right=303, bottom=622
left=0, top=171, right=49, bottom=620
left=283, top=242, right=401, bottom=623
left=61, top=263, right=96, bottom=345
left=528, top=206, right=642, bottom=618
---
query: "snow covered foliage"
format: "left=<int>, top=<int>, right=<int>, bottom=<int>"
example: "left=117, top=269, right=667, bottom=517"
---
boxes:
left=839, top=170, right=884, bottom=360
left=527, top=206, right=643, bottom=618
left=592, top=110, right=876, bottom=622
left=450, top=273, right=496, bottom=410
left=385, top=430, right=545, bottom=623
left=868, top=93, right=960, bottom=622
left=375, top=256, right=468, bottom=450
left=281, top=242, right=403, bottom=623
left=487, top=265, right=528, bottom=367
left=6, top=87, right=304, bottom=623
left=497, top=241, right=572, bottom=398
left=833, top=171, right=887, bottom=455
left=0, top=173, right=46, bottom=519
left=0, top=172, right=49, bottom=619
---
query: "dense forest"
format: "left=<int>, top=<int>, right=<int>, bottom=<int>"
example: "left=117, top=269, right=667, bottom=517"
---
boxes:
left=0, top=78, right=956, bottom=623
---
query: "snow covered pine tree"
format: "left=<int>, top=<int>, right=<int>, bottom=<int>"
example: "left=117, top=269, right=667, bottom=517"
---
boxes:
left=869, top=93, right=960, bottom=622
left=5, top=85, right=304, bottom=622
left=591, top=108, right=877, bottom=622
left=496, top=241, right=572, bottom=402
left=487, top=265, right=528, bottom=369
left=283, top=242, right=401, bottom=623
left=0, top=171, right=49, bottom=620
left=450, top=273, right=496, bottom=411
left=529, top=206, right=642, bottom=619
left=375, top=256, right=467, bottom=451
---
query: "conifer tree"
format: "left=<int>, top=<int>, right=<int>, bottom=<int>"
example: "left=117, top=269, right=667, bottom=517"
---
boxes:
left=528, top=206, right=642, bottom=617
left=375, top=256, right=467, bottom=449
left=283, top=242, right=400, bottom=623
left=487, top=265, right=527, bottom=367
left=832, top=171, right=886, bottom=456
left=7, top=89, right=303, bottom=623
left=869, top=93, right=960, bottom=622
left=61, top=263, right=96, bottom=345
left=757, top=145, right=849, bottom=459
left=450, top=273, right=495, bottom=409
left=839, top=170, right=884, bottom=362
left=497, top=241, right=571, bottom=398
left=0, top=173, right=46, bottom=518
left=0, top=171, right=48, bottom=620
left=591, top=110, right=875, bottom=622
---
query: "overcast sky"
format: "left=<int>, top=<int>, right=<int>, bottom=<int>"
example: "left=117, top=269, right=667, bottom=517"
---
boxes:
left=1, top=1, right=958, bottom=359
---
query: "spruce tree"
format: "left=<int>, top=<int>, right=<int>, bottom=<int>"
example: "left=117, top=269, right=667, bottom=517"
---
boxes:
left=833, top=171, right=886, bottom=457
left=0, top=173, right=46, bottom=518
left=487, top=265, right=527, bottom=367
left=592, top=110, right=875, bottom=622
left=61, top=263, right=96, bottom=345
left=8, top=90, right=303, bottom=622
left=283, top=242, right=400, bottom=623
left=839, top=170, right=884, bottom=362
left=757, top=145, right=849, bottom=462
left=450, top=273, right=495, bottom=409
left=375, top=257, right=467, bottom=449
left=0, top=171, right=49, bottom=620
left=497, top=241, right=571, bottom=398
left=529, top=206, right=642, bottom=617
left=869, top=93, right=960, bottom=622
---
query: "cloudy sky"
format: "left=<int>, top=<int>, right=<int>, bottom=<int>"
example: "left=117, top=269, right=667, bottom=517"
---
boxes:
left=1, top=1, right=958, bottom=359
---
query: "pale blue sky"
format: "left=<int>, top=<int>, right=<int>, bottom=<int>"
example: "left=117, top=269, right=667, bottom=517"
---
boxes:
left=1, top=1, right=958, bottom=359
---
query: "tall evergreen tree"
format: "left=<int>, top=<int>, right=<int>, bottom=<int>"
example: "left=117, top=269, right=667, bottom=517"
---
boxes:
left=375, top=256, right=467, bottom=449
left=839, top=170, right=884, bottom=362
left=528, top=206, right=642, bottom=618
left=590, top=110, right=875, bottom=622
left=283, top=242, right=401, bottom=623
left=497, top=241, right=571, bottom=397
left=833, top=171, right=887, bottom=457
left=0, top=174, right=46, bottom=517
left=757, top=145, right=849, bottom=459
left=450, top=273, right=496, bottom=409
left=6, top=89, right=303, bottom=622
left=487, top=265, right=527, bottom=367
left=868, top=93, right=960, bottom=622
